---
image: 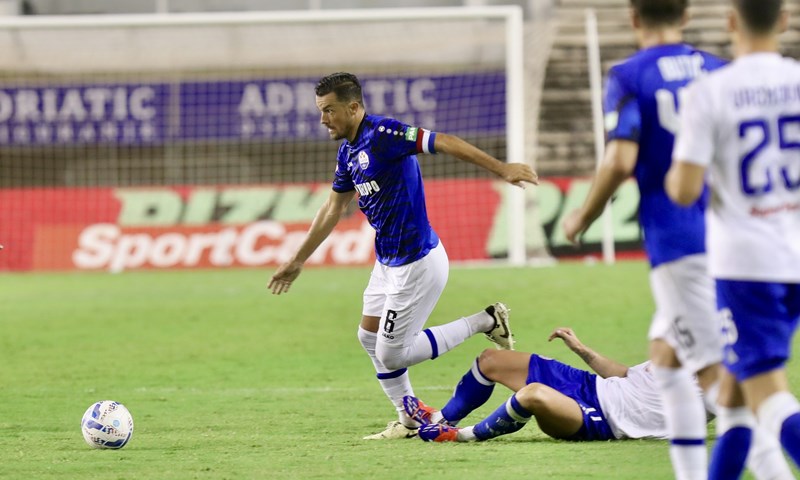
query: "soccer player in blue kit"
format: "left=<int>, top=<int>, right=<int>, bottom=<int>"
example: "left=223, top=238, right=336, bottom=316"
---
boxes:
left=269, top=72, right=538, bottom=439
left=562, top=1, right=730, bottom=478
left=667, top=0, right=800, bottom=476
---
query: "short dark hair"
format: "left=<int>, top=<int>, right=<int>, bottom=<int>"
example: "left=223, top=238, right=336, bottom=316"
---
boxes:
left=732, top=0, right=783, bottom=34
left=630, top=0, right=688, bottom=27
left=315, top=72, right=363, bottom=105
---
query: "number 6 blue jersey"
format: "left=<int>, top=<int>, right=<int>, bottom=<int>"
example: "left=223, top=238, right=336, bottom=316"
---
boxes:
left=673, top=53, right=800, bottom=282
left=604, top=44, right=726, bottom=268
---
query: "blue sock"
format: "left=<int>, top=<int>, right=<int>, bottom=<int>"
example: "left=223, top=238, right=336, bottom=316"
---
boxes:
left=709, top=426, right=751, bottom=480
left=441, top=359, right=495, bottom=423
left=473, top=394, right=532, bottom=441
left=780, top=412, right=800, bottom=467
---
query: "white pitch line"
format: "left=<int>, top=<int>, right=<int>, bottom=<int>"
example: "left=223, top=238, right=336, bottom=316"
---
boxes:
left=129, top=385, right=455, bottom=395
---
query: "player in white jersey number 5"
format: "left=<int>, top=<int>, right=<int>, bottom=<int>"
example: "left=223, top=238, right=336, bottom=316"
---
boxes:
left=667, top=0, right=800, bottom=476
left=268, top=72, right=538, bottom=439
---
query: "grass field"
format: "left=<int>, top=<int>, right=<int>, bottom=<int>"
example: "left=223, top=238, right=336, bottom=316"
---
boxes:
left=1, top=261, right=798, bottom=479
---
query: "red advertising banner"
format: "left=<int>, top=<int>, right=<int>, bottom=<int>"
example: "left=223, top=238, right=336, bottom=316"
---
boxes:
left=0, top=179, right=502, bottom=272
left=0, top=177, right=644, bottom=272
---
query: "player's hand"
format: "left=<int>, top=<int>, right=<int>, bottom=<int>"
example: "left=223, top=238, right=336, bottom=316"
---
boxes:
left=548, top=327, right=585, bottom=353
left=500, top=163, right=539, bottom=188
left=268, top=260, right=304, bottom=295
left=562, top=209, right=587, bottom=246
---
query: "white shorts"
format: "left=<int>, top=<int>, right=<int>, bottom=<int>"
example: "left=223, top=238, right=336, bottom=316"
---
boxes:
left=648, top=254, right=722, bottom=373
left=363, top=242, right=448, bottom=350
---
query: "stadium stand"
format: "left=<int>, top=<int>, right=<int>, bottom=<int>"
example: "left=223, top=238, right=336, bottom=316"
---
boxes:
left=538, top=0, right=800, bottom=176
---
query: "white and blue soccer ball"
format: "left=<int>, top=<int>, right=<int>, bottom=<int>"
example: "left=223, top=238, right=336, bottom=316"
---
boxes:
left=80, top=400, right=134, bottom=449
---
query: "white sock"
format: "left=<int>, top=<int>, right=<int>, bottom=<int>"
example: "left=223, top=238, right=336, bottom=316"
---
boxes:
left=456, top=425, right=477, bottom=442
left=715, top=406, right=794, bottom=480
left=757, top=391, right=800, bottom=440
left=464, top=309, right=495, bottom=334
left=748, top=423, right=795, bottom=480
left=653, top=366, right=708, bottom=480
left=716, top=406, right=755, bottom=435
left=417, top=309, right=493, bottom=358
left=378, top=309, right=494, bottom=368
left=358, top=327, right=416, bottom=427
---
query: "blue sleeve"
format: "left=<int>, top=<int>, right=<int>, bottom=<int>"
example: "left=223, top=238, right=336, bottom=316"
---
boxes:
left=331, top=149, right=354, bottom=193
left=703, top=53, right=729, bottom=73
left=603, top=69, right=641, bottom=143
left=372, top=118, right=436, bottom=160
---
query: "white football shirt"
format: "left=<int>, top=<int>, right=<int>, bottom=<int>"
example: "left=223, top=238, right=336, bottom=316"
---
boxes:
left=673, top=53, right=800, bottom=282
left=596, top=362, right=669, bottom=440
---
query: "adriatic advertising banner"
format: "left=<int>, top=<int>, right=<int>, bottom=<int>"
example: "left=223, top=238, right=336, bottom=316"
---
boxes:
left=0, top=72, right=505, bottom=145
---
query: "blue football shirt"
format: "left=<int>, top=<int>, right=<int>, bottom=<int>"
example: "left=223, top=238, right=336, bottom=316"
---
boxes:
left=604, top=43, right=727, bottom=267
left=331, top=114, right=439, bottom=267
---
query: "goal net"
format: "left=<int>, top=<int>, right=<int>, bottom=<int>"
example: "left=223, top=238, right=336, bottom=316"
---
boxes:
left=0, top=7, right=548, bottom=272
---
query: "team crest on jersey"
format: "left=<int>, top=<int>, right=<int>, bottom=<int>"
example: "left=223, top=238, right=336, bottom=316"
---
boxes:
left=358, top=150, right=370, bottom=169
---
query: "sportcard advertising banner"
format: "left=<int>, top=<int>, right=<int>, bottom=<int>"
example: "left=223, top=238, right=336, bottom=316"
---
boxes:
left=0, top=178, right=644, bottom=272
left=0, top=73, right=504, bottom=146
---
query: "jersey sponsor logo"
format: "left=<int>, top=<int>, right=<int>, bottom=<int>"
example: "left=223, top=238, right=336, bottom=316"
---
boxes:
left=357, top=150, right=370, bottom=169
left=354, top=180, right=380, bottom=196
left=405, top=127, right=419, bottom=141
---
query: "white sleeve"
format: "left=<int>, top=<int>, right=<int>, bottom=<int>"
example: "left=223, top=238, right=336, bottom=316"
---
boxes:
left=673, top=79, right=715, bottom=167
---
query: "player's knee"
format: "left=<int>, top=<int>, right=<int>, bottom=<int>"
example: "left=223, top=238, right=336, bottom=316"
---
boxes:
left=515, top=383, right=549, bottom=410
left=476, top=348, right=502, bottom=379
left=376, top=348, right=408, bottom=371
left=357, top=327, right=375, bottom=350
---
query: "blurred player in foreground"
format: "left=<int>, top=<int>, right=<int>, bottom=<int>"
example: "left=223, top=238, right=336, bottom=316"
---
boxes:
left=268, top=72, right=538, bottom=439
left=562, top=1, right=728, bottom=478
left=667, top=0, right=800, bottom=476
left=404, top=328, right=791, bottom=480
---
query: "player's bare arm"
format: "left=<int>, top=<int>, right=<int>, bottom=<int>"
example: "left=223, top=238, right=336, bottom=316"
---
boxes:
left=562, top=140, right=638, bottom=245
left=433, top=132, right=539, bottom=187
left=665, top=161, right=706, bottom=206
left=268, top=189, right=356, bottom=295
left=549, top=327, right=629, bottom=378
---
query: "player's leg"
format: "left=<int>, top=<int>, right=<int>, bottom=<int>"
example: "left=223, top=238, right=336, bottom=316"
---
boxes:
left=709, top=369, right=753, bottom=480
left=470, top=353, right=606, bottom=440
left=374, top=243, right=501, bottom=371
left=748, top=283, right=800, bottom=469
left=712, top=280, right=800, bottom=473
left=516, top=383, right=584, bottom=438
left=419, top=388, right=539, bottom=443
left=409, top=349, right=531, bottom=425
left=359, top=264, right=418, bottom=439
left=746, top=370, right=800, bottom=469
left=420, top=384, right=598, bottom=442
left=648, top=254, right=718, bottom=480
left=711, top=368, right=795, bottom=480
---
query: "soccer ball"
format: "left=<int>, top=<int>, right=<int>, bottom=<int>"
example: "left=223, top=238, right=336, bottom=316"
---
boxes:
left=80, top=400, right=134, bottom=449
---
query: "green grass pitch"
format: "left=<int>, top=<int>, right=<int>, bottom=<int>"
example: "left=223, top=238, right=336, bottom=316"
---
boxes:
left=0, top=261, right=797, bottom=479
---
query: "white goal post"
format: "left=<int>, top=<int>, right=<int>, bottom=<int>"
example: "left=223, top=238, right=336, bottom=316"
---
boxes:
left=0, top=6, right=546, bottom=272
left=585, top=8, right=616, bottom=265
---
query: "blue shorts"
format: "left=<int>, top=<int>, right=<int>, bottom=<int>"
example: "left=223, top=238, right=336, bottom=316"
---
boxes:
left=716, top=280, right=800, bottom=381
left=526, top=354, right=615, bottom=441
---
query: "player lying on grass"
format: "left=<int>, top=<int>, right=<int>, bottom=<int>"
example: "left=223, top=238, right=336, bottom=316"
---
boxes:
left=406, top=327, right=686, bottom=442
left=404, top=327, right=792, bottom=480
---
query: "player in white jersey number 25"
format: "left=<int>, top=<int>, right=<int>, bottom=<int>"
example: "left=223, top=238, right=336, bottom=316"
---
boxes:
left=667, top=0, right=800, bottom=476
